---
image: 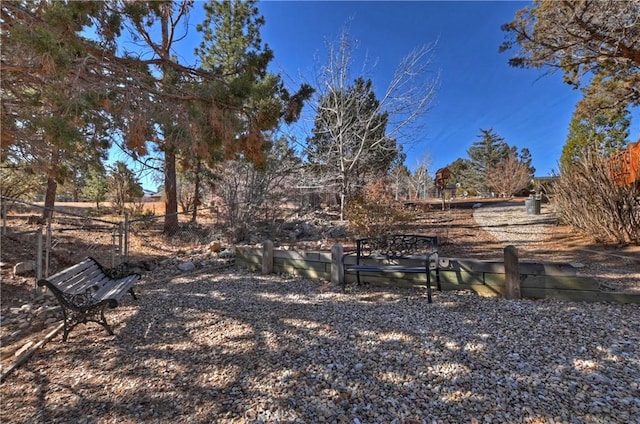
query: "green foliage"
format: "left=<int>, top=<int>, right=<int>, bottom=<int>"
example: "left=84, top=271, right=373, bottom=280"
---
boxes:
left=501, top=1, right=640, bottom=107
left=108, top=161, right=144, bottom=215
left=463, top=129, right=511, bottom=193
left=308, top=76, right=400, bottom=219
left=82, top=166, right=109, bottom=209
left=446, top=129, right=534, bottom=195
left=345, top=180, right=414, bottom=238
left=308, top=77, right=399, bottom=179
left=194, top=0, right=313, bottom=166
left=560, top=92, right=630, bottom=170
left=0, top=162, right=43, bottom=200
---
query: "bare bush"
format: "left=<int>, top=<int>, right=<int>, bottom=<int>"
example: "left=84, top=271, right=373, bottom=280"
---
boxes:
left=552, top=152, right=639, bottom=245
left=486, top=152, right=532, bottom=197
left=345, top=179, right=415, bottom=238
left=215, top=158, right=298, bottom=242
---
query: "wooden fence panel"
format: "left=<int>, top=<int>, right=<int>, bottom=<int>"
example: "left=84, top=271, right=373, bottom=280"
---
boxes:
left=235, top=245, right=640, bottom=304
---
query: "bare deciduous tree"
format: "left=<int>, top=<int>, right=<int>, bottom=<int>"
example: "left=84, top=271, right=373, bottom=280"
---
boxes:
left=409, top=156, right=433, bottom=200
left=215, top=139, right=301, bottom=242
left=307, top=28, right=439, bottom=219
left=486, top=152, right=532, bottom=197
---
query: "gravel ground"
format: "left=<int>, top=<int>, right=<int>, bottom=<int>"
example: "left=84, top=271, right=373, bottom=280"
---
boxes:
left=1, top=267, right=639, bottom=423
left=472, top=202, right=640, bottom=294
left=472, top=202, right=559, bottom=247
left=1, top=202, right=639, bottom=423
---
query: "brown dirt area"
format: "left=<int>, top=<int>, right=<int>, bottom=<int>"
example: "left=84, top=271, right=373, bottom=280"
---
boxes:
left=1, top=199, right=638, bottom=371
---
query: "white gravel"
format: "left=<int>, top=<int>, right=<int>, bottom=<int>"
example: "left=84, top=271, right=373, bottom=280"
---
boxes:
left=472, top=202, right=640, bottom=294
left=472, top=202, right=558, bottom=247
left=1, top=268, right=639, bottom=423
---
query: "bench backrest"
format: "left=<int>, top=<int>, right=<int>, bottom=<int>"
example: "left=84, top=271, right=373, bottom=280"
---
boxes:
left=355, top=234, right=438, bottom=261
left=43, top=257, right=110, bottom=294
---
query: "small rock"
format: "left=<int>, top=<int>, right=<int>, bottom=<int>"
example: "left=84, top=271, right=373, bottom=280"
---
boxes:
left=13, top=261, right=36, bottom=276
left=219, top=248, right=235, bottom=259
left=177, top=261, right=196, bottom=272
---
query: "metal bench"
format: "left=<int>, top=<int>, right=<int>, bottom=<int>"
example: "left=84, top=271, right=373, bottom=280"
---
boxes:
left=37, top=257, right=140, bottom=341
left=342, top=235, right=441, bottom=303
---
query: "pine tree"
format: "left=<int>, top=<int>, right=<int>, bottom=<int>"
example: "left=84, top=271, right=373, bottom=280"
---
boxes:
left=560, top=105, right=630, bottom=171
left=308, top=77, right=400, bottom=214
left=108, top=162, right=143, bottom=215
left=82, top=166, right=109, bottom=210
left=465, top=129, right=511, bottom=194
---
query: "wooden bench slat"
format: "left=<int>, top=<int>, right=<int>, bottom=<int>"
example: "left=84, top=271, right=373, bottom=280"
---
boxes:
left=37, top=257, right=140, bottom=341
left=94, top=278, right=138, bottom=304
left=56, top=266, right=106, bottom=293
left=47, top=259, right=98, bottom=286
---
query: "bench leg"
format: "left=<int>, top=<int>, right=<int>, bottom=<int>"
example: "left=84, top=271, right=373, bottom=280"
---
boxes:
left=99, top=306, right=115, bottom=336
left=426, top=271, right=433, bottom=304
left=128, top=287, right=138, bottom=300
left=60, top=304, right=114, bottom=342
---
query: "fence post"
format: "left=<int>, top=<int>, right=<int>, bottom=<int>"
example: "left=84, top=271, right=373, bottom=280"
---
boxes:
left=504, top=245, right=521, bottom=299
left=35, top=225, right=43, bottom=289
left=117, top=221, right=124, bottom=267
left=262, top=240, right=273, bottom=275
left=124, top=213, right=130, bottom=263
left=45, top=218, right=52, bottom=278
left=331, top=243, right=344, bottom=285
left=1, top=201, right=7, bottom=235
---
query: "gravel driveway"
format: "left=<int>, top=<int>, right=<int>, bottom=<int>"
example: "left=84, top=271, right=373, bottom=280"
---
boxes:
left=1, top=267, right=638, bottom=423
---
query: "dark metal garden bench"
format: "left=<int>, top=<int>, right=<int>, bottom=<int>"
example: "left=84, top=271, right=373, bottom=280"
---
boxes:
left=37, top=257, right=140, bottom=341
left=342, top=234, right=441, bottom=303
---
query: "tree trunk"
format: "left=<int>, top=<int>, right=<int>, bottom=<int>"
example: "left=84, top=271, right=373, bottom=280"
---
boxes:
left=42, top=176, right=57, bottom=220
left=191, top=160, right=201, bottom=223
left=164, top=145, right=179, bottom=234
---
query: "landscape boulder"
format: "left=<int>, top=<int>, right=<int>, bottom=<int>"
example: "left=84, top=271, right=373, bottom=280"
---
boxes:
left=13, top=261, right=35, bottom=276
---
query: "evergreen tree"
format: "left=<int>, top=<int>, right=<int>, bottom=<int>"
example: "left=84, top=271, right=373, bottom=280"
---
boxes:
left=518, top=147, right=536, bottom=177
left=560, top=98, right=630, bottom=171
left=189, top=0, right=311, bottom=223
left=445, top=158, right=472, bottom=190
left=501, top=1, right=640, bottom=108
left=465, top=129, right=511, bottom=194
left=82, top=166, right=109, bottom=210
left=2, top=1, right=111, bottom=216
left=108, top=161, right=144, bottom=215
left=307, top=77, right=400, bottom=217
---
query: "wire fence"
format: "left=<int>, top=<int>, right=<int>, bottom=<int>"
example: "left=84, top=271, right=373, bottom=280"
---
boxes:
left=1, top=197, right=125, bottom=283
left=124, top=206, right=223, bottom=264
left=0, top=197, right=227, bottom=283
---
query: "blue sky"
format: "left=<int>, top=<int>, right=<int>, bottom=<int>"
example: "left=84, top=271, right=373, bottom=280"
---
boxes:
left=118, top=0, right=638, bottom=188
left=253, top=0, right=639, bottom=177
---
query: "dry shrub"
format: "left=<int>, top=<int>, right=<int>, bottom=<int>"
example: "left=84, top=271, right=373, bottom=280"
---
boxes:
left=345, top=179, right=415, bottom=238
left=553, top=151, right=639, bottom=245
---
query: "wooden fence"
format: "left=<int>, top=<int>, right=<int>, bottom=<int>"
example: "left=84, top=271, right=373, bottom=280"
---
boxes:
left=236, top=242, right=640, bottom=304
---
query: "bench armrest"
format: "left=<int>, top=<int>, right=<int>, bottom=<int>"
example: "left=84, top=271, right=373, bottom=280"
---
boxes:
left=427, top=251, right=439, bottom=269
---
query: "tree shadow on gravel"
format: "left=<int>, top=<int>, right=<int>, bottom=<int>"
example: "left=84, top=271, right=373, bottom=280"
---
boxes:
left=2, top=270, right=638, bottom=423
